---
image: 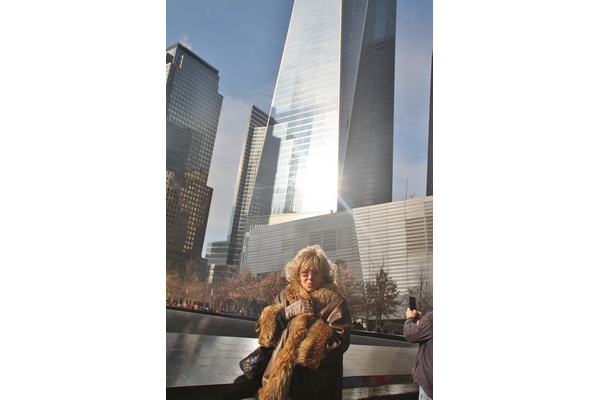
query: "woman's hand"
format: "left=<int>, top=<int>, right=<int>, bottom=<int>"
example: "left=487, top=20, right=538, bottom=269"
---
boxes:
left=284, top=299, right=313, bottom=320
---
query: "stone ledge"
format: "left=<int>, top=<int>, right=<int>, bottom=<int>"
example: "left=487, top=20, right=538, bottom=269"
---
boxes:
left=343, top=383, right=419, bottom=400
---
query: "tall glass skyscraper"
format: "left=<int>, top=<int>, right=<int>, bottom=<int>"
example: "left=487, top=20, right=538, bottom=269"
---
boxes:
left=426, top=53, right=433, bottom=197
left=226, top=106, right=270, bottom=269
left=227, top=0, right=396, bottom=270
left=250, top=0, right=396, bottom=218
left=166, top=43, right=223, bottom=273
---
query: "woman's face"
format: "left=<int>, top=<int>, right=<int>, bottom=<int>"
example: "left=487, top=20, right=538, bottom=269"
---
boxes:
left=299, top=261, right=323, bottom=293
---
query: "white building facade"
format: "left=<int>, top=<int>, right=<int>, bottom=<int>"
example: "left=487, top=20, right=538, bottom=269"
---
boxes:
left=242, top=196, right=432, bottom=296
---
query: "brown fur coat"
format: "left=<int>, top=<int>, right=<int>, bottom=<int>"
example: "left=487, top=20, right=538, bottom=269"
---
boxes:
left=255, top=282, right=351, bottom=400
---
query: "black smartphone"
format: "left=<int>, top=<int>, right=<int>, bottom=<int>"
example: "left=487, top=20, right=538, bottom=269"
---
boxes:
left=409, top=296, right=416, bottom=311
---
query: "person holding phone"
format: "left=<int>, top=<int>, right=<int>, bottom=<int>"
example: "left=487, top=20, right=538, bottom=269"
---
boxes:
left=404, top=304, right=433, bottom=399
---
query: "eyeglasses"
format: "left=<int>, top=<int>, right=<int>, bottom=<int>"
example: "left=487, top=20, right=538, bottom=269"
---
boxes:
left=301, top=271, right=322, bottom=278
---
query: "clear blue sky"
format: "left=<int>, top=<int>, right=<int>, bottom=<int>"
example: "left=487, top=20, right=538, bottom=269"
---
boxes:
left=166, top=0, right=433, bottom=254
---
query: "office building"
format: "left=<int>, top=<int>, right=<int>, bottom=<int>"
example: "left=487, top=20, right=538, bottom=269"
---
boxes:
left=206, top=240, right=236, bottom=283
left=243, top=196, right=433, bottom=306
left=226, top=106, right=270, bottom=268
left=205, top=240, right=230, bottom=264
left=228, top=0, right=397, bottom=269
left=426, top=54, right=433, bottom=196
left=251, top=0, right=396, bottom=216
left=166, top=43, right=223, bottom=274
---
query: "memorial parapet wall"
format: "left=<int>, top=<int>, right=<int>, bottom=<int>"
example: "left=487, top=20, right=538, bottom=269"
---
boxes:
left=166, top=333, right=417, bottom=399
left=167, top=307, right=411, bottom=345
left=166, top=308, right=419, bottom=399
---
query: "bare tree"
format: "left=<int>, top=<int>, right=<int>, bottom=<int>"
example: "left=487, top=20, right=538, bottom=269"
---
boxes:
left=212, top=280, right=229, bottom=311
left=166, top=267, right=179, bottom=302
left=231, top=268, right=259, bottom=311
left=401, top=266, right=433, bottom=314
left=166, top=258, right=206, bottom=306
left=194, top=280, right=212, bottom=307
left=259, top=271, right=287, bottom=304
left=332, top=259, right=365, bottom=316
left=364, top=263, right=401, bottom=331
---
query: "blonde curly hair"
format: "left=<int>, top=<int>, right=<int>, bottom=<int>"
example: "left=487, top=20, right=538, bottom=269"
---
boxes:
left=285, top=245, right=334, bottom=284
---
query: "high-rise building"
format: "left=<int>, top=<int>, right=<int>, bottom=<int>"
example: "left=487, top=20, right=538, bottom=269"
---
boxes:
left=426, top=53, right=433, bottom=196
left=205, top=240, right=230, bottom=264
left=338, top=0, right=396, bottom=209
left=166, top=43, right=223, bottom=274
left=226, top=106, right=270, bottom=268
left=226, top=0, right=396, bottom=270
left=206, top=240, right=237, bottom=283
left=251, top=0, right=396, bottom=217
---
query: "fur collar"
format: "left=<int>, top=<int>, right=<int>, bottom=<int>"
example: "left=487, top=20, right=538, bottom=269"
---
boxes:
left=285, top=282, right=341, bottom=313
left=258, top=283, right=342, bottom=400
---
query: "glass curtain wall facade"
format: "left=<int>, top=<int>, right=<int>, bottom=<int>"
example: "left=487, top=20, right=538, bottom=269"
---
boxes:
left=339, top=0, right=396, bottom=209
left=426, top=53, right=433, bottom=196
left=207, top=240, right=236, bottom=283
left=166, top=43, right=223, bottom=273
left=250, top=0, right=396, bottom=219
left=205, top=240, right=230, bottom=264
left=226, top=106, right=270, bottom=268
